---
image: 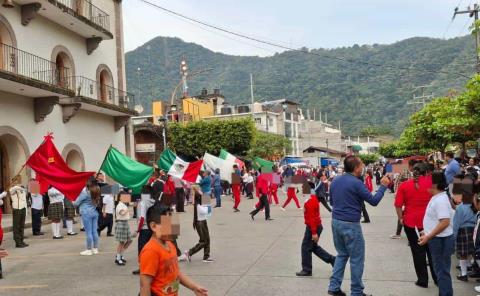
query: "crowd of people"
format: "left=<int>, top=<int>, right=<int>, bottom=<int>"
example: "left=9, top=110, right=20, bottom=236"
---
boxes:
left=0, top=154, right=479, bottom=295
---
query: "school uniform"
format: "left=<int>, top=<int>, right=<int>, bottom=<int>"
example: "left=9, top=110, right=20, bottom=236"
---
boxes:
left=188, top=202, right=211, bottom=260
left=98, top=194, right=114, bottom=236
left=115, top=202, right=131, bottom=243
left=48, top=187, right=65, bottom=239
left=10, top=186, right=28, bottom=247
left=250, top=176, right=271, bottom=220
left=31, top=193, right=44, bottom=235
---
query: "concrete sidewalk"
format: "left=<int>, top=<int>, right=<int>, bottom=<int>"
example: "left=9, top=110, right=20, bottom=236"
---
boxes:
left=1, top=212, right=51, bottom=233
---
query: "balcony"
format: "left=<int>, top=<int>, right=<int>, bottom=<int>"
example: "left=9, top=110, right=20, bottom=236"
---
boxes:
left=14, top=0, right=113, bottom=40
left=0, top=42, right=74, bottom=98
left=60, top=76, right=137, bottom=117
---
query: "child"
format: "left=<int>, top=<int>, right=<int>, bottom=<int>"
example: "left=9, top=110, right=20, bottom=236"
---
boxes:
left=31, top=189, right=44, bottom=236
left=250, top=174, right=272, bottom=221
left=48, top=186, right=65, bottom=239
left=185, top=186, right=213, bottom=263
left=139, top=204, right=208, bottom=296
left=132, top=187, right=155, bottom=275
left=282, top=182, right=301, bottom=210
left=453, top=189, right=477, bottom=281
left=296, top=190, right=335, bottom=276
left=114, top=197, right=132, bottom=266
left=98, top=193, right=114, bottom=237
left=64, top=198, right=77, bottom=236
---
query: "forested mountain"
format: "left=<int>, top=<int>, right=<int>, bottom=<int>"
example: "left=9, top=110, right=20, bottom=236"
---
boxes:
left=125, top=36, right=476, bottom=135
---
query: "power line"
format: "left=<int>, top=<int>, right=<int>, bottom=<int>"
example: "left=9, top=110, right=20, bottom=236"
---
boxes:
left=140, top=0, right=472, bottom=79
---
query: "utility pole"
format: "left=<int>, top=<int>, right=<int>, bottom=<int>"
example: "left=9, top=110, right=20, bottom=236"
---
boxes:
left=407, top=85, right=434, bottom=110
left=453, top=4, right=480, bottom=73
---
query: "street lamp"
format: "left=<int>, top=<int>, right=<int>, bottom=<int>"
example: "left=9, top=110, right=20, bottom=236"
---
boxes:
left=158, top=115, right=167, bottom=150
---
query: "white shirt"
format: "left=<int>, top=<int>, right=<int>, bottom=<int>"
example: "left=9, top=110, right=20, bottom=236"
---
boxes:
left=48, top=187, right=65, bottom=204
left=102, top=194, right=114, bottom=214
left=243, top=174, right=254, bottom=184
left=31, top=193, right=43, bottom=210
left=10, top=186, right=27, bottom=209
left=196, top=204, right=209, bottom=221
left=423, top=191, right=454, bottom=237
left=116, top=202, right=130, bottom=221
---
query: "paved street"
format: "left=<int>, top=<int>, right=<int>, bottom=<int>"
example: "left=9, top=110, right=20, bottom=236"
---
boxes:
left=0, top=191, right=476, bottom=296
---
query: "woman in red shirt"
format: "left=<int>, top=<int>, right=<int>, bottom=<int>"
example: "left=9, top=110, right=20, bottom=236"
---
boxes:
left=394, top=163, right=437, bottom=288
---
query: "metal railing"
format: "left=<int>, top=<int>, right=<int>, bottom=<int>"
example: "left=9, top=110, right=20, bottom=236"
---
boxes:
left=72, top=76, right=135, bottom=110
left=0, top=43, right=72, bottom=90
left=55, top=0, right=110, bottom=32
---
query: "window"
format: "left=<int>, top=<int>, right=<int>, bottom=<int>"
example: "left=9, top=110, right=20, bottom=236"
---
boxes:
left=285, top=122, right=293, bottom=138
left=285, top=112, right=292, bottom=120
left=268, top=117, right=274, bottom=126
left=255, top=118, right=261, bottom=124
left=96, top=65, right=114, bottom=102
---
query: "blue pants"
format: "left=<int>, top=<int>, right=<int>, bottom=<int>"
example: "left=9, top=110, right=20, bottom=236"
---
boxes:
left=214, top=186, right=222, bottom=207
left=328, top=219, right=365, bottom=296
left=301, top=225, right=335, bottom=273
left=428, top=235, right=454, bottom=296
left=82, top=212, right=99, bottom=250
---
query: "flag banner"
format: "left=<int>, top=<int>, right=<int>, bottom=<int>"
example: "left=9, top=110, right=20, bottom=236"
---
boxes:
left=26, top=134, right=95, bottom=201
left=158, top=148, right=203, bottom=183
left=252, top=157, right=274, bottom=173
left=101, top=147, right=153, bottom=194
left=219, top=149, right=245, bottom=169
left=203, top=152, right=235, bottom=182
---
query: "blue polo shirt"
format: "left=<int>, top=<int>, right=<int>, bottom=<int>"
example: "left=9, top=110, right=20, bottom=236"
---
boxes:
left=330, top=174, right=387, bottom=222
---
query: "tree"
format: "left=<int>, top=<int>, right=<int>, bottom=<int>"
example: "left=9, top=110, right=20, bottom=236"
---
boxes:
left=248, top=131, right=291, bottom=160
left=168, top=118, right=255, bottom=159
left=358, top=154, right=379, bottom=165
left=378, top=142, right=398, bottom=158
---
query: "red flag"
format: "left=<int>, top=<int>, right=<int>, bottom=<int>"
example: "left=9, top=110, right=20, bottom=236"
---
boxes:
left=26, top=134, right=94, bottom=201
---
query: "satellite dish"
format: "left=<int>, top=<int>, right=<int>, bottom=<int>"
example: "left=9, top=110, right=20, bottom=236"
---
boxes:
left=134, top=104, right=144, bottom=114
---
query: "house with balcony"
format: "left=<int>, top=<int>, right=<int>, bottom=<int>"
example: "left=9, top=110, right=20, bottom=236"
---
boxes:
left=0, top=0, right=135, bottom=213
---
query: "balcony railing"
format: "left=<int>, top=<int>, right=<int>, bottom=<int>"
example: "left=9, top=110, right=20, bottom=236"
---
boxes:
left=72, top=76, right=135, bottom=110
left=54, top=0, right=110, bottom=32
left=0, top=43, right=72, bottom=90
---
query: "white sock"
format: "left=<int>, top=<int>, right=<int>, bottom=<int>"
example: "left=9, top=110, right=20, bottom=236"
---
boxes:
left=116, top=253, right=121, bottom=260
left=66, top=220, right=74, bottom=233
left=56, top=223, right=62, bottom=237
left=460, top=260, right=468, bottom=276
left=80, top=218, right=84, bottom=228
left=51, top=223, right=57, bottom=236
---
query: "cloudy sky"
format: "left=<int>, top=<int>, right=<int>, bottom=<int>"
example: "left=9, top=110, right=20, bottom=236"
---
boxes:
left=123, top=0, right=475, bottom=56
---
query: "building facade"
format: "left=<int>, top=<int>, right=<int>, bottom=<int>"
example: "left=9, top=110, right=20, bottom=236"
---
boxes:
left=299, top=120, right=346, bottom=154
left=0, top=0, right=135, bottom=213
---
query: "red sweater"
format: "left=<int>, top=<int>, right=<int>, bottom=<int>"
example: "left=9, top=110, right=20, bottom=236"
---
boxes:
left=394, top=175, right=433, bottom=228
left=256, top=176, right=269, bottom=197
left=304, top=195, right=322, bottom=233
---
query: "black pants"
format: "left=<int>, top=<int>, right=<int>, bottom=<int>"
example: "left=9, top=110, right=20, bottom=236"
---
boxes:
left=12, top=208, right=26, bottom=245
left=98, top=213, right=113, bottom=235
left=404, top=225, right=437, bottom=285
left=31, top=208, right=43, bottom=234
left=188, top=220, right=210, bottom=259
left=396, top=220, right=403, bottom=236
left=250, top=194, right=270, bottom=220
left=301, top=225, right=335, bottom=273
left=361, top=202, right=370, bottom=222
left=138, top=229, right=152, bottom=255
left=175, top=188, right=185, bottom=213
left=318, top=195, right=332, bottom=212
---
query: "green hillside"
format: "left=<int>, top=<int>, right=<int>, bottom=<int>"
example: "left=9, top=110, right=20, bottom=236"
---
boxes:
left=125, top=36, right=476, bottom=135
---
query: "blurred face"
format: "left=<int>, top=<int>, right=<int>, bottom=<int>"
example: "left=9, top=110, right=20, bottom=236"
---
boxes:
left=470, top=159, right=475, bottom=166
left=353, top=161, right=365, bottom=177
left=149, top=214, right=180, bottom=241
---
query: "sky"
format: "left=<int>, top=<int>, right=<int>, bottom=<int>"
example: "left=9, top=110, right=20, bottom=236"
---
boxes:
left=123, top=0, right=475, bottom=56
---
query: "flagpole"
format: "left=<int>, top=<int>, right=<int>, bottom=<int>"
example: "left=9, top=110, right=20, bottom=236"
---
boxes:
left=97, top=145, right=113, bottom=175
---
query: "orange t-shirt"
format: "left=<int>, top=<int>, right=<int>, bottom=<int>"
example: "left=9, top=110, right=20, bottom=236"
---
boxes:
left=140, top=239, right=180, bottom=296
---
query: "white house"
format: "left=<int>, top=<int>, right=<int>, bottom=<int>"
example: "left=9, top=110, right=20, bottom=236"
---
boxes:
left=0, top=0, right=135, bottom=213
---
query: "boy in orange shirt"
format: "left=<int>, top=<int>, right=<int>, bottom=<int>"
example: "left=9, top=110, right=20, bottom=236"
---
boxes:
left=139, top=204, right=208, bottom=296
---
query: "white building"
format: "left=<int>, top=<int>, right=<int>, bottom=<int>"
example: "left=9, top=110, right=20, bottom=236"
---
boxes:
left=299, top=119, right=346, bottom=154
left=0, top=0, right=135, bottom=213
left=345, top=136, right=380, bottom=155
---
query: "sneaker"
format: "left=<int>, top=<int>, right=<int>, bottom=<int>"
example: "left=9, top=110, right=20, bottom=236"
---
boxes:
left=184, top=250, right=191, bottom=262
left=203, top=257, right=214, bottom=263
left=80, top=249, right=93, bottom=256
left=53, top=236, right=63, bottom=240
left=295, top=270, right=312, bottom=276
left=115, top=259, right=125, bottom=266
left=80, top=228, right=85, bottom=232
left=92, top=248, right=99, bottom=255
left=390, top=234, right=402, bottom=239
left=457, top=275, right=468, bottom=282
left=266, top=218, right=274, bottom=221
left=233, top=208, right=240, bottom=212
left=281, top=207, right=286, bottom=211
left=178, top=254, right=187, bottom=262
left=67, top=232, right=78, bottom=236
left=121, top=257, right=127, bottom=263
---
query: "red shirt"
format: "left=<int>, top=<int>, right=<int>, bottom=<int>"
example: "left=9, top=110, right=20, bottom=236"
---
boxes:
left=394, top=175, right=433, bottom=228
left=256, top=175, right=269, bottom=197
left=304, top=195, right=322, bottom=233
left=365, top=175, right=373, bottom=192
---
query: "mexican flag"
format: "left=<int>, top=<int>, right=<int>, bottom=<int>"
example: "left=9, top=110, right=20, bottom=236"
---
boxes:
left=252, top=157, right=274, bottom=173
left=158, top=149, right=203, bottom=183
left=219, top=149, right=245, bottom=169
left=101, top=147, right=153, bottom=194
left=203, top=152, right=235, bottom=182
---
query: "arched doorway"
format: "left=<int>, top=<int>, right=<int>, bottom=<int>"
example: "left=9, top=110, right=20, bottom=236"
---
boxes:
left=55, top=52, right=72, bottom=88
left=61, top=143, right=85, bottom=172
left=0, top=14, right=16, bottom=71
left=96, top=65, right=113, bottom=103
left=0, top=127, right=30, bottom=214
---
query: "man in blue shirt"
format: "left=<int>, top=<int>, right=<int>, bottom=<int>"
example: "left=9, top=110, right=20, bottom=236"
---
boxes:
left=328, top=156, right=390, bottom=296
left=444, top=151, right=460, bottom=185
